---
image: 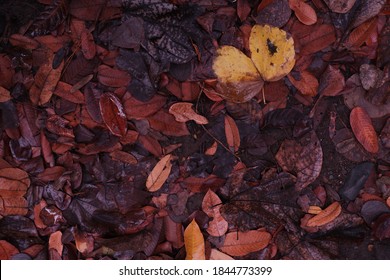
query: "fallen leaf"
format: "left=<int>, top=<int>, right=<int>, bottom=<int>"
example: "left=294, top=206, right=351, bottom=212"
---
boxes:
left=54, top=81, right=85, bottom=104
left=48, top=231, right=63, bottom=256
left=344, top=17, right=378, bottom=49
left=0, top=240, right=19, bottom=260
left=73, top=228, right=94, bottom=255
left=0, top=168, right=30, bottom=197
left=224, top=115, right=241, bottom=153
left=146, top=155, right=173, bottom=192
left=184, top=219, right=205, bottom=260
left=289, top=0, right=317, bottom=25
left=202, top=189, right=228, bottom=237
left=0, top=197, right=28, bottom=216
left=97, top=65, right=131, bottom=88
left=99, top=93, right=128, bottom=137
left=0, top=86, right=11, bottom=103
left=37, top=166, right=66, bottom=182
left=210, top=248, right=235, bottom=260
left=220, top=230, right=272, bottom=257
left=350, top=106, right=379, bottom=153
left=109, top=150, right=137, bottom=165
left=319, top=65, right=345, bottom=96
left=255, top=0, right=292, bottom=28
left=9, top=34, right=40, bottom=50
left=307, top=202, right=342, bottom=227
left=288, top=70, right=319, bottom=96
left=323, top=0, right=356, bottom=13
left=148, top=110, right=190, bottom=137
left=169, top=102, right=208, bottom=125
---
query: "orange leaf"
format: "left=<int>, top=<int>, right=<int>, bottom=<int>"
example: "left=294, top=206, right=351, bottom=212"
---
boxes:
left=350, top=107, right=379, bottom=153
left=0, top=168, right=30, bottom=197
left=99, top=93, right=127, bottom=137
left=224, top=115, right=240, bottom=152
left=307, top=201, right=342, bottom=227
left=49, top=231, right=63, bottom=256
left=184, top=219, right=205, bottom=260
left=289, top=0, right=317, bottom=25
left=169, top=102, right=208, bottom=125
left=220, top=230, right=272, bottom=257
left=288, top=71, right=319, bottom=96
left=0, top=240, right=19, bottom=260
left=209, top=249, right=234, bottom=260
left=345, top=17, right=378, bottom=49
left=0, top=86, right=11, bottom=103
left=0, top=197, right=28, bottom=216
left=146, top=154, right=173, bottom=192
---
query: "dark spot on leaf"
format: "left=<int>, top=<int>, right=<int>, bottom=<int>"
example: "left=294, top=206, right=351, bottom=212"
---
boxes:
left=256, top=48, right=259, bottom=53
left=270, top=62, right=274, bottom=66
left=266, top=38, right=278, bottom=56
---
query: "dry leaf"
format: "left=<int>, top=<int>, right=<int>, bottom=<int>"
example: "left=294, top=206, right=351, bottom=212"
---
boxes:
left=289, top=0, right=317, bottom=25
left=307, top=202, right=342, bottom=227
left=345, top=17, right=378, bottom=49
left=49, top=231, right=63, bottom=256
left=209, top=249, right=235, bottom=260
left=220, top=230, right=272, bottom=257
left=99, top=93, right=127, bottom=137
left=202, top=189, right=228, bottom=237
left=288, top=71, right=319, bottom=96
left=37, top=166, right=65, bottom=182
left=146, top=154, right=173, bottom=192
left=54, top=81, right=85, bottom=104
left=323, top=0, right=356, bottom=13
left=169, top=102, right=208, bottom=125
left=109, top=150, right=137, bottom=165
left=9, top=34, right=40, bottom=50
left=0, top=240, right=19, bottom=260
left=0, top=86, right=11, bottom=103
left=224, top=115, right=241, bottom=153
left=97, top=65, right=131, bottom=88
left=0, top=197, right=28, bottom=216
left=350, top=106, right=379, bottom=153
left=0, top=168, right=30, bottom=197
left=319, top=65, right=345, bottom=96
left=184, top=219, right=205, bottom=260
left=250, top=24, right=295, bottom=81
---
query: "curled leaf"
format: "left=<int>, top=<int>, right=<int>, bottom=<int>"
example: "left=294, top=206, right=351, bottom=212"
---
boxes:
left=307, top=202, right=342, bottom=227
left=184, top=219, right=205, bottom=260
left=169, top=102, right=208, bottom=124
left=350, top=106, right=379, bottom=153
left=146, top=154, right=173, bottom=192
left=220, top=230, right=272, bottom=257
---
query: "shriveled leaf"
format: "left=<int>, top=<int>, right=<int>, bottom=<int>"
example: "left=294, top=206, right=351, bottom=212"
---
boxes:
left=184, top=219, right=205, bottom=260
left=146, top=155, right=173, bottom=192
left=220, top=230, right=272, bottom=257
left=307, top=202, right=342, bottom=227
left=224, top=115, right=240, bottom=153
left=169, top=102, right=208, bottom=125
left=99, top=93, right=128, bottom=137
left=276, top=131, right=323, bottom=190
left=289, top=0, right=317, bottom=25
left=0, top=240, right=19, bottom=260
left=212, top=46, right=263, bottom=103
left=350, top=106, right=379, bottom=153
left=250, top=24, right=295, bottom=81
left=288, top=71, right=319, bottom=96
left=319, top=65, right=345, bottom=96
left=323, top=0, right=356, bottom=13
left=0, top=168, right=30, bottom=197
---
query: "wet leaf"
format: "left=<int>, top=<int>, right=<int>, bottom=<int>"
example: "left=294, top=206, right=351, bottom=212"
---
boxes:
left=306, top=202, right=342, bottom=227
left=224, top=115, right=240, bottom=153
left=220, top=230, right=271, bottom=257
left=350, top=106, right=379, bottom=154
left=289, top=0, right=317, bottom=26
left=276, top=131, right=323, bottom=190
left=146, top=155, right=173, bottom=192
left=169, top=102, right=208, bottom=125
left=99, top=93, right=128, bottom=137
left=184, top=219, right=205, bottom=260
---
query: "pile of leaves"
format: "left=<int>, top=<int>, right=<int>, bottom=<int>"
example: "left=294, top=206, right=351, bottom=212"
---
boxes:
left=0, top=0, right=389, bottom=260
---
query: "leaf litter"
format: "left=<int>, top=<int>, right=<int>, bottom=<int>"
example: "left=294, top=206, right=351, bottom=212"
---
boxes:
left=0, top=0, right=389, bottom=260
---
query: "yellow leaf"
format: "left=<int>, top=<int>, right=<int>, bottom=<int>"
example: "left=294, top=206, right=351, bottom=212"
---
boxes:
left=184, top=219, right=205, bottom=260
left=250, top=25, right=295, bottom=81
left=146, top=154, right=173, bottom=192
left=307, top=201, right=342, bottom=227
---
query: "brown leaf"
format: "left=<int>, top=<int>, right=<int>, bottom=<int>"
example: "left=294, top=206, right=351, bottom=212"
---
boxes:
left=202, top=189, right=228, bottom=237
left=350, top=106, right=379, bottom=153
left=224, top=115, right=241, bottom=153
left=73, top=228, right=94, bottom=255
left=0, top=86, right=11, bottom=103
left=220, top=230, right=272, bottom=257
left=307, top=202, right=342, bottom=227
left=9, top=34, right=40, bottom=50
left=293, top=23, right=336, bottom=55
left=46, top=115, right=75, bottom=138
left=48, top=231, right=63, bottom=256
left=0, top=55, right=14, bottom=89
left=81, top=29, right=96, bottom=60
left=184, top=219, right=205, bottom=260
left=138, top=135, right=162, bottom=157
left=344, top=17, right=378, bottom=49
left=209, top=249, right=235, bottom=260
left=0, top=168, right=30, bottom=197
left=97, top=65, right=131, bottom=88
left=276, top=131, right=323, bottom=190
left=146, top=154, right=173, bottom=192
left=237, top=0, right=251, bottom=22
left=255, top=0, right=292, bottom=28
left=319, top=65, right=345, bottom=96
left=0, top=197, right=28, bottom=216
left=148, top=110, right=190, bottom=137
left=37, top=166, right=65, bottom=182
left=54, top=81, right=85, bottom=104
left=288, top=71, right=319, bottom=96
left=323, top=0, right=356, bottom=13
left=99, top=93, right=127, bottom=137
left=41, top=130, right=55, bottom=167
left=109, top=150, right=137, bottom=165
left=289, top=0, right=317, bottom=25
left=0, top=240, right=19, bottom=260
left=29, top=54, right=64, bottom=105
left=169, top=102, right=208, bottom=125
left=123, top=93, right=166, bottom=120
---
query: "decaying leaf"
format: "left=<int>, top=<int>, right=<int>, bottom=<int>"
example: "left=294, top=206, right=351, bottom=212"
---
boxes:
left=202, top=189, right=228, bottom=237
left=146, top=154, right=173, bottom=192
left=319, top=65, right=345, bottom=96
left=220, top=230, right=271, bottom=257
left=0, top=86, right=11, bottom=103
left=289, top=0, right=317, bottom=26
left=307, top=202, right=342, bottom=227
left=184, top=219, right=205, bottom=260
left=169, top=102, right=208, bottom=124
left=224, top=115, right=241, bottom=153
left=350, top=106, right=379, bottom=153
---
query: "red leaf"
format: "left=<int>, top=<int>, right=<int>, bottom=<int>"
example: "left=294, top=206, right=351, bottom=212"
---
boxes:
left=288, top=71, right=319, bottom=96
left=0, top=240, right=19, bottom=260
left=224, top=115, right=240, bottom=152
left=289, top=0, right=317, bottom=25
left=350, top=106, right=379, bottom=153
left=148, top=110, right=190, bottom=137
left=99, top=93, right=128, bottom=137
left=97, top=65, right=131, bottom=88
left=319, top=65, right=345, bottom=96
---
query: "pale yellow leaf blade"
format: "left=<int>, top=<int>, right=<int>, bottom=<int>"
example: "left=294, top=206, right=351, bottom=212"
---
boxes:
left=184, top=219, right=205, bottom=260
left=146, top=154, right=173, bottom=192
left=169, top=102, right=208, bottom=125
